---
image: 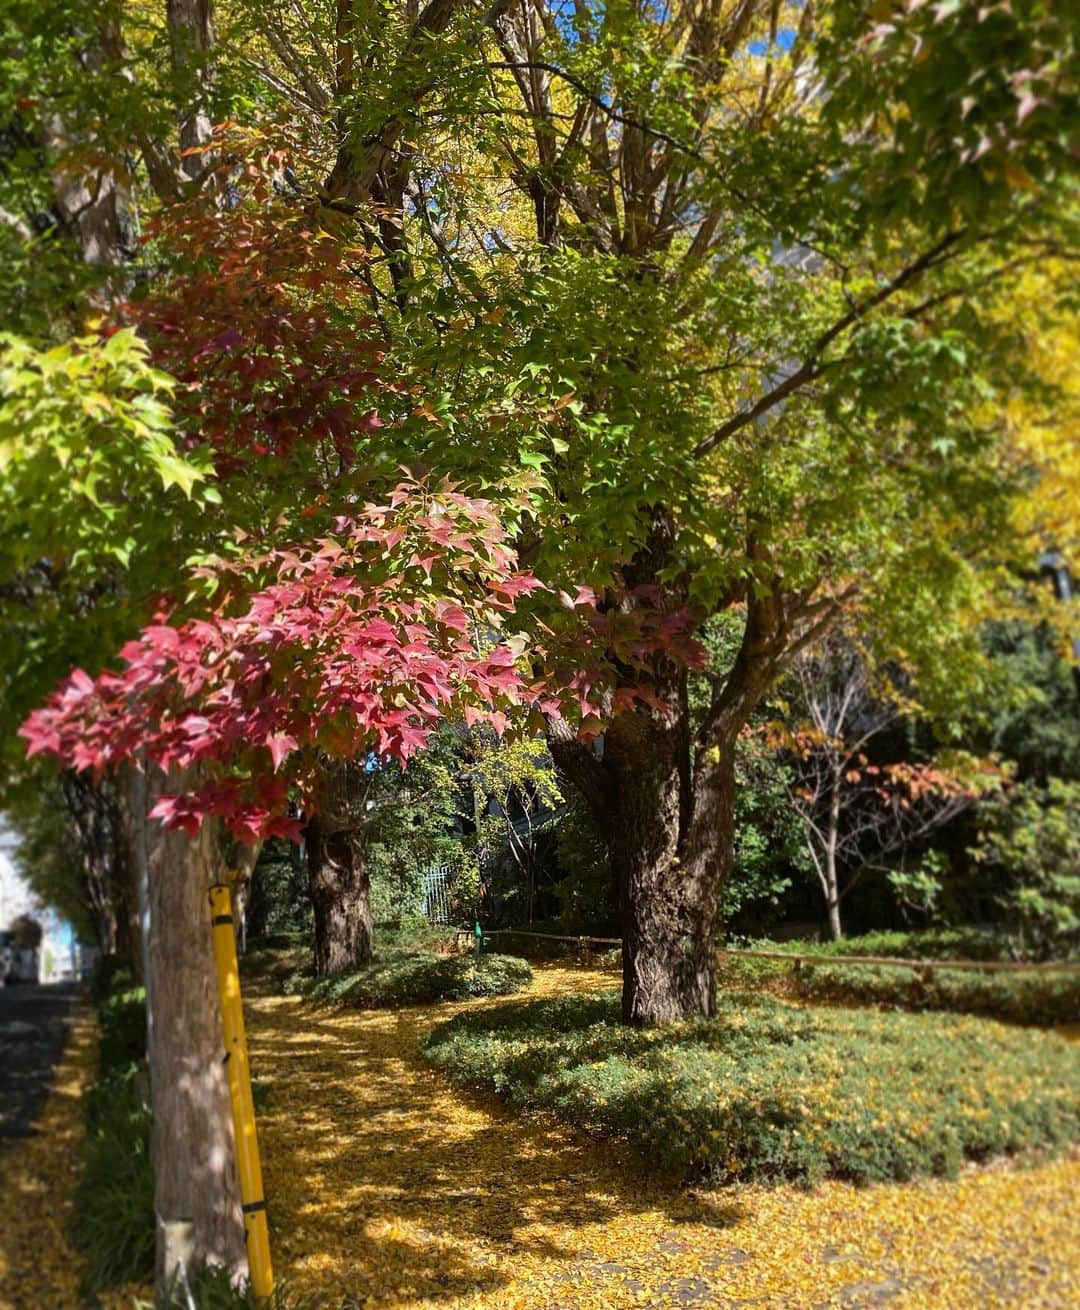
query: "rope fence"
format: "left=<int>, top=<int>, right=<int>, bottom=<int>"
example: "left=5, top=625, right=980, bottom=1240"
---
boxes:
left=457, top=927, right=1080, bottom=975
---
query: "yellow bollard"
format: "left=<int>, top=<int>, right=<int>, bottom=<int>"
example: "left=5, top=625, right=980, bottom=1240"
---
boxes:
left=209, top=883, right=274, bottom=1302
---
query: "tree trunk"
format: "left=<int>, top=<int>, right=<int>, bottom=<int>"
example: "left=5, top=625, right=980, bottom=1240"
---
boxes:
left=825, top=776, right=843, bottom=940
left=98, top=902, right=119, bottom=955
left=306, top=821, right=374, bottom=975
left=306, top=757, right=375, bottom=977
left=566, top=660, right=734, bottom=1025
left=144, top=766, right=247, bottom=1287
left=549, top=520, right=786, bottom=1026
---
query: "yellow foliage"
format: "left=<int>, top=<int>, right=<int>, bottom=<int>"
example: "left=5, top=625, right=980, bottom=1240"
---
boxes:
left=1002, top=265, right=1080, bottom=557
left=247, top=966, right=1080, bottom=1309
left=0, top=1007, right=97, bottom=1310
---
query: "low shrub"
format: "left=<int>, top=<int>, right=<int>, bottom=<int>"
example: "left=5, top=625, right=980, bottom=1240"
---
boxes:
left=768, top=929, right=1014, bottom=962
left=98, top=985, right=149, bottom=1071
left=285, top=948, right=532, bottom=1008
left=722, top=938, right=1080, bottom=1025
left=74, top=1063, right=154, bottom=1294
left=74, top=978, right=154, bottom=1295
left=90, top=952, right=135, bottom=1005
left=422, top=987, right=1080, bottom=1188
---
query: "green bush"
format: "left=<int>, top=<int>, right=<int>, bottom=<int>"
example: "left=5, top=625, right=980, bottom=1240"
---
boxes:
left=724, top=932, right=1080, bottom=1025
left=71, top=971, right=153, bottom=1294
left=74, top=1061, right=154, bottom=1293
left=422, top=988, right=1080, bottom=1188
left=90, top=952, right=135, bottom=1005
left=754, top=929, right=1013, bottom=962
left=285, top=948, right=532, bottom=1008
left=98, top=985, right=149, bottom=1071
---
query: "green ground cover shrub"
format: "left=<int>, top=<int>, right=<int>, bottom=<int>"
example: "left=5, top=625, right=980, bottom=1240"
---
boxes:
left=724, top=931, right=1080, bottom=1025
left=284, top=948, right=532, bottom=1008
left=75, top=1063, right=154, bottom=1294
left=422, top=987, right=1080, bottom=1187
left=752, top=929, right=1013, bottom=961
left=97, top=984, right=150, bottom=1069
left=73, top=967, right=155, bottom=1294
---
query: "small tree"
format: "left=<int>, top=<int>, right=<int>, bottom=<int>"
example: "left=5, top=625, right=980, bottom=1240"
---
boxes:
left=779, top=638, right=983, bottom=939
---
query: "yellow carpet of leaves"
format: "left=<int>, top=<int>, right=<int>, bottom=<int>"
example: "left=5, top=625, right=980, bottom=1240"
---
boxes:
left=1, top=969, right=1078, bottom=1308
left=248, top=964, right=1080, bottom=1310
left=0, top=1003, right=96, bottom=1310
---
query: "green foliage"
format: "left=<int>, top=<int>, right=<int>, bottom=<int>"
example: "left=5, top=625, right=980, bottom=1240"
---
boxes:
left=246, top=840, right=312, bottom=940
left=972, top=778, right=1080, bottom=957
left=73, top=965, right=153, bottom=1294
left=744, top=928, right=1013, bottom=962
left=97, top=985, right=148, bottom=1072
left=551, top=797, right=615, bottom=932
left=691, top=614, right=806, bottom=925
left=284, top=948, right=531, bottom=1009
left=89, top=952, right=134, bottom=1005
left=0, top=331, right=210, bottom=572
left=719, top=954, right=1079, bottom=1028
left=980, top=621, right=1080, bottom=783
left=423, top=989, right=1080, bottom=1187
left=74, top=1062, right=154, bottom=1295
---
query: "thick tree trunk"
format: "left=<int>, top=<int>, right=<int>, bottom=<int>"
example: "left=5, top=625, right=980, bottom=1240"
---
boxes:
left=550, top=518, right=787, bottom=1026
left=306, top=757, right=374, bottom=977
left=144, top=767, right=247, bottom=1287
left=605, top=711, right=737, bottom=1025
left=306, top=821, right=374, bottom=975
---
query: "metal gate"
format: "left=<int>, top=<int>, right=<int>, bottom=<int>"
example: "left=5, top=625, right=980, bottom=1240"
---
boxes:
left=421, top=865, right=453, bottom=924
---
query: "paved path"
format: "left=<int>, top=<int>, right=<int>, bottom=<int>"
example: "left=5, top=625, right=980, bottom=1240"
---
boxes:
left=0, top=983, right=78, bottom=1140
left=244, top=964, right=1080, bottom=1310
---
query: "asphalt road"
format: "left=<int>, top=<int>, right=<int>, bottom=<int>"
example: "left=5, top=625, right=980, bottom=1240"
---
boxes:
left=0, top=982, right=79, bottom=1140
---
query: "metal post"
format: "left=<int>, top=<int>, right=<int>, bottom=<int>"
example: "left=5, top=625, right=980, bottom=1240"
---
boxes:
left=209, top=883, right=274, bottom=1302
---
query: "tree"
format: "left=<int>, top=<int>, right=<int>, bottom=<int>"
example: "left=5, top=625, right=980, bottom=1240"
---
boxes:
left=972, top=777, right=1080, bottom=959
left=4, top=765, right=139, bottom=955
left=11, top=4, right=1079, bottom=1046
left=464, top=733, right=562, bottom=925
left=212, top=0, right=1076, bottom=1022
left=22, top=477, right=548, bottom=926
left=776, top=638, right=988, bottom=939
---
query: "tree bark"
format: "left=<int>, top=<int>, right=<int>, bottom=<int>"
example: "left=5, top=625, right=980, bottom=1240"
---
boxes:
left=144, top=766, right=247, bottom=1286
left=306, top=757, right=375, bottom=976
left=550, top=528, right=785, bottom=1025
left=825, top=775, right=843, bottom=939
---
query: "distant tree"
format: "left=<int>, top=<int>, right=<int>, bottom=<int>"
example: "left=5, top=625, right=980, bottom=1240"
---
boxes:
left=980, top=619, right=1080, bottom=784
left=972, top=777, right=1080, bottom=959
left=778, top=638, right=989, bottom=939
left=7, top=911, right=42, bottom=949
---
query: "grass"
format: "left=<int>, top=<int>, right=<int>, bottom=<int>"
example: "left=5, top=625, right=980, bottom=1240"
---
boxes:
left=422, top=984, right=1080, bottom=1188
left=283, top=946, right=533, bottom=1008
